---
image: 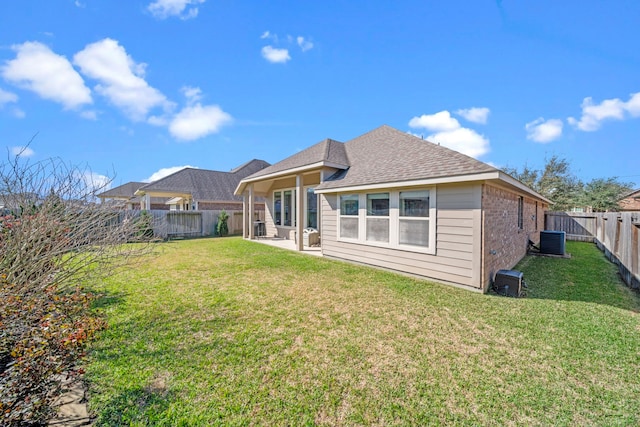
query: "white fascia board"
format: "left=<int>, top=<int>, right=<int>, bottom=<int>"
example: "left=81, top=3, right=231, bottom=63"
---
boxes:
left=235, top=161, right=348, bottom=195
left=496, top=172, right=552, bottom=204
left=314, top=171, right=551, bottom=204
left=233, top=183, right=244, bottom=196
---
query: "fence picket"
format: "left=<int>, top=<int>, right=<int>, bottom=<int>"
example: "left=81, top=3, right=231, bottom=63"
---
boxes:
left=545, top=211, right=640, bottom=290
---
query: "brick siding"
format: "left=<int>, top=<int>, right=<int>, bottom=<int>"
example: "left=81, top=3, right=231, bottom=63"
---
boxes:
left=619, top=195, right=640, bottom=211
left=482, top=184, right=547, bottom=291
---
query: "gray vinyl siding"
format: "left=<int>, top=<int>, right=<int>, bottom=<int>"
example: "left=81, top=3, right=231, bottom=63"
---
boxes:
left=320, top=183, right=483, bottom=289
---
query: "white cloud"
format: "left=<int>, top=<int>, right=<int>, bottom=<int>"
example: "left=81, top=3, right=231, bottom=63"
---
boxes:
left=147, top=0, right=205, bottom=20
left=261, top=46, right=291, bottom=64
left=1, top=41, right=92, bottom=110
left=0, top=88, right=18, bottom=105
left=74, top=1, right=85, bottom=8
left=409, top=110, right=490, bottom=158
left=11, top=108, right=25, bottom=119
left=80, top=171, right=112, bottom=194
left=145, top=165, right=196, bottom=182
left=181, top=86, right=202, bottom=104
left=525, top=117, right=563, bottom=143
left=80, top=110, right=98, bottom=120
left=297, top=36, right=314, bottom=52
left=625, top=92, right=640, bottom=117
left=409, top=110, right=460, bottom=132
left=260, top=33, right=314, bottom=62
left=147, top=114, right=169, bottom=126
left=456, top=107, right=490, bottom=124
left=11, top=146, right=35, bottom=157
left=74, top=38, right=171, bottom=121
left=426, top=128, right=490, bottom=158
left=568, top=92, right=640, bottom=132
left=169, top=104, right=232, bottom=141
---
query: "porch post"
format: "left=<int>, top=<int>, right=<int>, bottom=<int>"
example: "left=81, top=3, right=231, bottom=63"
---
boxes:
left=242, top=193, right=249, bottom=239
left=143, top=194, right=151, bottom=210
left=248, top=184, right=255, bottom=239
left=296, top=174, right=304, bottom=251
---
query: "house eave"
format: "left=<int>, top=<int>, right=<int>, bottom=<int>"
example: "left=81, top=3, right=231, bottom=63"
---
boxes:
left=235, top=161, right=349, bottom=195
left=313, top=171, right=499, bottom=193
left=496, top=172, right=552, bottom=204
left=314, top=171, right=551, bottom=204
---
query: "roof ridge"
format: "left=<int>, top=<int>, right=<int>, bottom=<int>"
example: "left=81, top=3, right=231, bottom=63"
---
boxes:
left=323, top=138, right=331, bottom=161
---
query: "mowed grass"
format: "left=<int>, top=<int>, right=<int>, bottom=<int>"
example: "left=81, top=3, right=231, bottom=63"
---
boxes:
left=87, top=238, right=640, bottom=426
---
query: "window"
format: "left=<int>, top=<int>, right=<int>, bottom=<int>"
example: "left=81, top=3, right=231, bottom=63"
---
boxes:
left=306, top=187, right=317, bottom=229
left=273, top=189, right=296, bottom=227
left=399, top=190, right=430, bottom=247
left=517, top=196, right=524, bottom=230
left=337, top=189, right=436, bottom=253
left=340, top=194, right=359, bottom=239
left=274, top=192, right=282, bottom=225
left=283, top=190, right=293, bottom=226
left=341, top=194, right=359, bottom=215
left=366, top=193, right=389, bottom=242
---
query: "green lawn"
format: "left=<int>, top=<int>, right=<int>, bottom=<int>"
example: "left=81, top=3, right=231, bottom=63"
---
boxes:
left=86, top=238, right=640, bottom=426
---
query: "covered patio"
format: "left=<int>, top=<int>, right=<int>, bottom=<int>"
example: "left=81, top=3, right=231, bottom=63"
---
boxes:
left=235, top=138, right=349, bottom=252
left=251, top=236, right=322, bottom=256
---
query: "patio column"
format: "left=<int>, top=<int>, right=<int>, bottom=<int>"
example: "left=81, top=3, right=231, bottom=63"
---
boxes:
left=296, top=174, right=304, bottom=251
left=143, top=194, right=151, bottom=210
left=248, top=184, right=255, bottom=239
left=242, top=192, right=249, bottom=239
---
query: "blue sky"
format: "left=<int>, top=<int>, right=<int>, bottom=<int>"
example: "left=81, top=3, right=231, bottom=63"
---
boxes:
left=1, top=0, right=639, bottom=190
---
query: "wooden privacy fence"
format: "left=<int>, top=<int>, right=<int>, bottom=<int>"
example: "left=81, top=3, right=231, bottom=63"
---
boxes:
left=117, top=209, right=260, bottom=239
left=545, top=211, right=640, bottom=290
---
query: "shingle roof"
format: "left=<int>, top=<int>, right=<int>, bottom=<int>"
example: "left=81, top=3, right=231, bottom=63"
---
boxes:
left=97, top=182, right=146, bottom=199
left=138, top=159, right=269, bottom=201
left=315, top=125, right=497, bottom=190
left=247, top=138, right=348, bottom=179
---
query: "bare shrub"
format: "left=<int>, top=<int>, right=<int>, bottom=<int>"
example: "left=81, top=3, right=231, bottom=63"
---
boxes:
left=0, top=153, right=151, bottom=425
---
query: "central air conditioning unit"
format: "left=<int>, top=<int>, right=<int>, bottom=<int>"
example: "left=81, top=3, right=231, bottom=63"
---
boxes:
left=493, top=269, right=525, bottom=297
left=539, top=230, right=566, bottom=255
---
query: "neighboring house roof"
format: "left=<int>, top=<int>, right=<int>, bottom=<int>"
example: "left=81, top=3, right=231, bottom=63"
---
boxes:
left=244, top=138, right=349, bottom=180
left=97, top=182, right=146, bottom=199
left=237, top=125, right=549, bottom=202
left=620, top=189, right=640, bottom=200
left=137, top=159, right=270, bottom=202
left=618, top=188, right=640, bottom=211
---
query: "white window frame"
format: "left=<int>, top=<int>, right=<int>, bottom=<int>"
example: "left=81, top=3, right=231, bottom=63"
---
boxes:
left=339, top=194, right=360, bottom=241
left=366, top=192, right=390, bottom=243
left=273, top=189, right=296, bottom=228
left=337, top=187, right=436, bottom=255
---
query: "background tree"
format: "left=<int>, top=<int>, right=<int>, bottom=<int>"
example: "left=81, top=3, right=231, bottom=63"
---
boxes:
left=505, top=155, right=635, bottom=212
left=0, top=153, right=152, bottom=425
left=504, top=155, right=583, bottom=211
left=581, top=177, right=634, bottom=212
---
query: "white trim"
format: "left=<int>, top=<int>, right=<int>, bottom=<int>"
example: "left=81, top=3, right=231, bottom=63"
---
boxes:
left=303, top=185, right=319, bottom=231
left=315, top=171, right=551, bottom=204
left=165, top=196, right=184, bottom=205
left=318, top=172, right=498, bottom=194
left=336, top=187, right=436, bottom=255
left=496, top=171, right=551, bottom=203
left=273, top=188, right=297, bottom=228
left=235, top=161, right=349, bottom=194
